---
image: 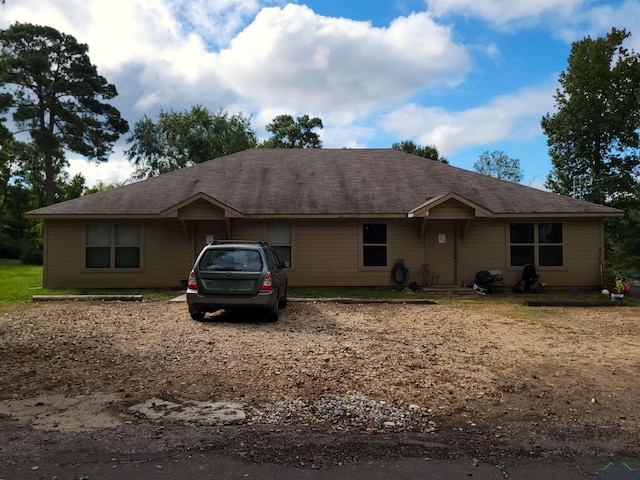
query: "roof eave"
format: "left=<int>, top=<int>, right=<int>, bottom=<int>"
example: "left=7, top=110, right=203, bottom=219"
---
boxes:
left=489, top=211, right=624, bottom=218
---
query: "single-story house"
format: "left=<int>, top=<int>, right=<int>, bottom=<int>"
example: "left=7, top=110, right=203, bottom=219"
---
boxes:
left=26, top=148, right=622, bottom=289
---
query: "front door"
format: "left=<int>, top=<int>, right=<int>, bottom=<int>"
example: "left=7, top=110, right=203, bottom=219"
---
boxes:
left=194, top=221, right=226, bottom=258
left=427, top=221, right=457, bottom=285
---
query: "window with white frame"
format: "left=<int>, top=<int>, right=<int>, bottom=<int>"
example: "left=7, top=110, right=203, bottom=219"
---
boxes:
left=267, top=224, right=292, bottom=266
left=86, top=224, right=141, bottom=269
left=509, top=222, right=563, bottom=267
left=362, top=223, right=387, bottom=267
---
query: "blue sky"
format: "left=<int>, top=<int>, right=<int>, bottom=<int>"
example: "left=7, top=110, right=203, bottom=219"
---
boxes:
left=2, top=0, right=639, bottom=189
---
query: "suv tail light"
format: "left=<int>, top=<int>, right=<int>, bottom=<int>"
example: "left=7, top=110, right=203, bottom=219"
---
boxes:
left=187, top=270, right=198, bottom=291
left=260, top=271, right=273, bottom=292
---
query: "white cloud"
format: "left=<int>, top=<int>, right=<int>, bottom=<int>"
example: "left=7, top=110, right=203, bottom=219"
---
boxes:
left=426, top=0, right=587, bottom=25
left=168, top=0, right=265, bottom=47
left=67, top=156, right=135, bottom=188
left=219, top=5, right=470, bottom=114
left=4, top=0, right=597, bottom=186
left=555, top=0, right=640, bottom=49
left=1, top=0, right=470, bottom=119
left=425, top=0, right=640, bottom=51
left=381, top=83, right=557, bottom=155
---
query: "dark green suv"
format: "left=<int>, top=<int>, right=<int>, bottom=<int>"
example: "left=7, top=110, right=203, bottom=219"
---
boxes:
left=186, top=241, right=288, bottom=321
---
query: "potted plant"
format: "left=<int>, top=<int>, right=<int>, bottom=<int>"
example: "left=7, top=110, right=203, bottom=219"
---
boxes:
left=611, top=276, right=626, bottom=301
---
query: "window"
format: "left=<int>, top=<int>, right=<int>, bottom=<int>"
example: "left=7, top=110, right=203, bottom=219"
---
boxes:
left=86, top=224, right=141, bottom=269
left=509, top=222, right=563, bottom=267
left=199, top=248, right=263, bottom=272
left=362, top=223, right=387, bottom=267
left=267, top=224, right=291, bottom=266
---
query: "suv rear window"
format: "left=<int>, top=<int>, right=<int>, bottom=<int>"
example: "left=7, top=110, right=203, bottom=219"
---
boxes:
left=199, top=248, right=263, bottom=272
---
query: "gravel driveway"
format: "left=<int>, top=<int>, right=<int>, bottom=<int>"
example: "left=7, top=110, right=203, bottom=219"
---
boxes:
left=1, top=299, right=639, bottom=465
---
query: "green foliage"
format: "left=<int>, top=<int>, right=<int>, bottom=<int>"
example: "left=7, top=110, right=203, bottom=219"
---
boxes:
left=19, top=241, right=42, bottom=265
left=391, top=140, right=448, bottom=163
left=262, top=114, right=323, bottom=148
left=472, top=150, right=524, bottom=183
left=0, top=22, right=128, bottom=205
left=605, top=183, right=640, bottom=272
left=541, top=28, right=640, bottom=204
left=84, top=181, right=125, bottom=195
left=0, top=143, right=42, bottom=259
left=126, top=106, right=257, bottom=178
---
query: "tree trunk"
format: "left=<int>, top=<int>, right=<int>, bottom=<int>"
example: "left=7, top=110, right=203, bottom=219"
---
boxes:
left=44, top=152, right=55, bottom=206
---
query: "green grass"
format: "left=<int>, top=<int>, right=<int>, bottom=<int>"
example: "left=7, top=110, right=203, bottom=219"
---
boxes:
left=1, top=259, right=638, bottom=307
left=0, top=259, right=45, bottom=305
left=0, top=259, right=181, bottom=306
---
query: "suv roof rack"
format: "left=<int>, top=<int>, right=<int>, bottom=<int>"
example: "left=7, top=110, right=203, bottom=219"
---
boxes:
left=208, top=240, right=270, bottom=246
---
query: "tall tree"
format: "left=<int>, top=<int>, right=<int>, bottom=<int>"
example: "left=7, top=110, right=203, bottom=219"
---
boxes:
left=126, top=106, right=257, bottom=179
left=0, top=139, right=43, bottom=260
left=391, top=140, right=448, bottom=163
left=473, top=150, right=524, bottom=183
left=541, top=28, right=640, bottom=204
left=0, top=23, right=128, bottom=205
left=262, top=114, right=323, bottom=148
left=606, top=184, right=640, bottom=272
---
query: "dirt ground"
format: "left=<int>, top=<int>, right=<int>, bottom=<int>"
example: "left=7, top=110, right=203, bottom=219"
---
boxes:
left=1, top=298, right=639, bottom=466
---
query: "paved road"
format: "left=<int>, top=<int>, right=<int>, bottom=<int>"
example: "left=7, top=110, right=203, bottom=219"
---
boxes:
left=2, top=452, right=637, bottom=479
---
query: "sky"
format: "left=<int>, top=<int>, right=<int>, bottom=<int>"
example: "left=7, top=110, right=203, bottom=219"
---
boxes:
left=1, top=0, right=639, bottom=190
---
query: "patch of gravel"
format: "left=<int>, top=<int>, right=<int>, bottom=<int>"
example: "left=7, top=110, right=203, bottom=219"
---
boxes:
left=248, top=392, right=437, bottom=433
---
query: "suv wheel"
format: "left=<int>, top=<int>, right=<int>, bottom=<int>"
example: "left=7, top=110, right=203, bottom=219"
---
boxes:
left=266, top=297, right=279, bottom=322
left=189, top=306, right=205, bottom=321
left=278, top=284, right=288, bottom=308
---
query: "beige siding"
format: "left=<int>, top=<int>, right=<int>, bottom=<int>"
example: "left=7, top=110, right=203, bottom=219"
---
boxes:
left=427, top=200, right=476, bottom=219
left=389, top=219, right=425, bottom=286
left=293, top=220, right=360, bottom=285
left=296, top=219, right=424, bottom=286
left=43, top=219, right=193, bottom=289
left=457, top=220, right=509, bottom=286
left=230, top=222, right=265, bottom=242
left=144, top=220, right=194, bottom=287
left=42, top=216, right=605, bottom=289
left=457, top=218, right=604, bottom=288
left=194, top=221, right=227, bottom=257
left=42, top=220, right=84, bottom=288
left=179, top=200, right=225, bottom=220
left=231, top=219, right=426, bottom=286
left=546, top=218, right=603, bottom=287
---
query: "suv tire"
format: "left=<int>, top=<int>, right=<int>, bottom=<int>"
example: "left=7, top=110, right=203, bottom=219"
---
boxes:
left=189, top=306, right=205, bottom=321
left=266, top=298, right=279, bottom=322
left=278, top=284, right=288, bottom=308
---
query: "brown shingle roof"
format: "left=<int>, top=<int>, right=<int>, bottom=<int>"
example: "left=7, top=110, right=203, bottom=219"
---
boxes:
left=27, top=149, right=622, bottom=217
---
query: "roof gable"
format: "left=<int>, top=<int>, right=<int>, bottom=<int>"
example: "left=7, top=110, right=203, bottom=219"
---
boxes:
left=161, top=193, right=244, bottom=219
left=409, top=193, right=491, bottom=218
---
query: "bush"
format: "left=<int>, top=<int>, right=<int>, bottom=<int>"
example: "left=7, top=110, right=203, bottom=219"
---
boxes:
left=20, top=244, right=43, bottom=265
left=0, top=233, right=21, bottom=259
